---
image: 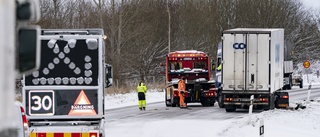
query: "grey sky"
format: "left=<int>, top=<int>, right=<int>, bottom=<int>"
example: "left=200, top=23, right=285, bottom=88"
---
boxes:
left=301, top=0, right=320, bottom=9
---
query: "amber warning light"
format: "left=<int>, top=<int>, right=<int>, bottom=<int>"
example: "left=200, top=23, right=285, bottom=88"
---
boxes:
left=169, top=53, right=206, bottom=57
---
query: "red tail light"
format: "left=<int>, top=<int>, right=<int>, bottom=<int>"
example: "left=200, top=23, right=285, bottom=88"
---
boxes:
left=90, top=133, right=98, bottom=137
left=281, top=95, right=289, bottom=99
left=209, top=85, right=217, bottom=94
left=20, top=106, right=28, bottom=130
left=259, top=98, right=269, bottom=102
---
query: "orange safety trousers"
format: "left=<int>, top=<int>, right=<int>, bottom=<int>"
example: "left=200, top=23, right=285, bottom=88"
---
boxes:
left=178, top=79, right=187, bottom=107
left=179, top=93, right=186, bottom=107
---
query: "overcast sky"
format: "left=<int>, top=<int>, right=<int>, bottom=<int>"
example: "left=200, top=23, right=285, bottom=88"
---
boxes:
left=301, top=0, right=320, bottom=9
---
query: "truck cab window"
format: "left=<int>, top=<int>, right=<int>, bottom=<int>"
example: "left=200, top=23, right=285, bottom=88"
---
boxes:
left=170, top=62, right=181, bottom=70
left=194, top=62, right=205, bottom=69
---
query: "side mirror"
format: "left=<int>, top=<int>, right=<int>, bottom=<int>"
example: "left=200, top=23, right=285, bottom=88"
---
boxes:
left=16, top=0, right=41, bottom=22
left=16, top=0, right=41, bottom=76
left=105, top=64, right=113, bottom=88
left=17, top=25, right=41, bottom=76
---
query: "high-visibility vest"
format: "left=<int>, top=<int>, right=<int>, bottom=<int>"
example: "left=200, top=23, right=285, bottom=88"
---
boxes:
left=137, top=83, right=147, bottom=93
left=217, top=64, right=221, bottom=71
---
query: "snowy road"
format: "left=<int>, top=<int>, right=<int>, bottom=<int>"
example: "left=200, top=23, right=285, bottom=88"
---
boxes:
left=105, top=102, right=250, bottom=122
left=104, top=87, right=320, bottom=137
left=289, top=85, right=320, bottom=102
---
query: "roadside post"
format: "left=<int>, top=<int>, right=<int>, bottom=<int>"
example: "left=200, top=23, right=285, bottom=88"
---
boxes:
left=259, top=118, right=264, bottom=137
left=248, top=95, right=254, bottom=122
left=303, top=60, right=311, bottom=103
left=307, top=84, right=312, bottom=103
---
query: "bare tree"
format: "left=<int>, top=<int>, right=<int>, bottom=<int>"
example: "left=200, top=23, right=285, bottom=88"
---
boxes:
left=37, top=0, right=320, bottom=90
left=93, top=0, right=104, bottom=29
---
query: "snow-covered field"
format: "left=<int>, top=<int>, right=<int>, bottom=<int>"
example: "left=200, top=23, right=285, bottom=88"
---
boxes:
left=105, top=72, right=320, bottom=137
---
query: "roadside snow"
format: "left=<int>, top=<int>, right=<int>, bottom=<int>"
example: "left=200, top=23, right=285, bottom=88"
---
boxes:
left=104, top=73, right=320, bottom=137
left=219, top=100, right=320, bottom=137
left=105, top=89, right=164, bottom=109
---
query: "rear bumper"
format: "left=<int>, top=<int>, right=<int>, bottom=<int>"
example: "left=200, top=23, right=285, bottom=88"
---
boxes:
left=224, top=102, right=268, bottom=105
left=29, top=125, right=103, bottom=137
left=29, top=132, right=99, bottom=137
left=185, top=97, right=216, bottom=103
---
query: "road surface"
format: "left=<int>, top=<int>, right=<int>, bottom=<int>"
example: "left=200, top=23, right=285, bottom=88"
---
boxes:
left=105, top=86, right=320, bottom=136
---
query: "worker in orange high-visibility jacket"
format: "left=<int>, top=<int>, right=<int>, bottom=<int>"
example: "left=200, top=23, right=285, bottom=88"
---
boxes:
left=137, top=81, right=147, bottom=111
left=178, top=77, right=187, bottom=108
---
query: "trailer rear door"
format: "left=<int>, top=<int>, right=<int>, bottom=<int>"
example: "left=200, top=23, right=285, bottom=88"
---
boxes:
left=222, top=33, right=270, bottom=91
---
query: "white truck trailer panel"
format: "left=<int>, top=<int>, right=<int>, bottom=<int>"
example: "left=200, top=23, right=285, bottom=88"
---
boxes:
left=0, top=0, right=17, bottom=132
left=222, top=28, right=284, bottom=93
left=284, top=61, right=293, bottom=74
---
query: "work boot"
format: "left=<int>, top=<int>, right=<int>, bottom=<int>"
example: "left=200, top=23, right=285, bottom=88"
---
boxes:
left=143, top=107, right=146, bottom=111
left=139, top=108, right=142, bottom=111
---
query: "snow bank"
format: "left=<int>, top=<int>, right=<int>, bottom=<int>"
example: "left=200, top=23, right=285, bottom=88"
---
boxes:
left=105, top=89, right=164, bottom=109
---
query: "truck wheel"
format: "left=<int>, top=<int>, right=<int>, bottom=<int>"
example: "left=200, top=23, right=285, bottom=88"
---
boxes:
left=209, top=101, right=215, bottom=106
left=225, top=107, right=236, bottom=112
left=166, top=101, right=170, bottom=107
left=287, top=75, right=292, bottom=90
left=208, top=98, right=215, bottom=106
left=264, top=97, right=275, bottom=111
left=218, top=92, right=225, bottom=108
left=282, top=84, right=287, bottom=90
left=299, top=80, right=303, bottom=88
left=171, top=98, right=179, bottom=107
left=201, top=98, right=210, bottom=107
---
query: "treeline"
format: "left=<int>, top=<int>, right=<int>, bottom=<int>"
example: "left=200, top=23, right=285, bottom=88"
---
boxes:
left=38, top=0, right=320, bottom=87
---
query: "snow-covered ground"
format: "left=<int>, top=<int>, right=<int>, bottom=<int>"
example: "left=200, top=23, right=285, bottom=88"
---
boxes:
left=105, top=71, right=320, bottom=137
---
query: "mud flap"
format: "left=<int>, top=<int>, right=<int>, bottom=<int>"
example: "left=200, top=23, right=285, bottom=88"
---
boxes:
left=275, top=92, right=289, bottom=108
left=165, top=88, right=172, bottom=107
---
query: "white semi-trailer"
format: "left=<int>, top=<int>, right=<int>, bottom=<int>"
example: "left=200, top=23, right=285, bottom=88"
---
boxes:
left=219, top=28, right=289, bottom=112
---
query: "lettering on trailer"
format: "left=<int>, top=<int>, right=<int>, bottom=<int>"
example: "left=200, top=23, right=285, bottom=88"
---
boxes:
left=233, top=43, right=247, bottom=49
left=28, top=90, right=54, bottom=116
left=68, top=90, right=97, bottom=116
left=24, top=39, right=99, bottom=86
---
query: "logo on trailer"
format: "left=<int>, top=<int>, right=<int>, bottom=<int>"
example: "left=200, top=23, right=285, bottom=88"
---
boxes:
left=68, top=90, right=97, bottom=116
left=233, top=43, right=246, bottom=49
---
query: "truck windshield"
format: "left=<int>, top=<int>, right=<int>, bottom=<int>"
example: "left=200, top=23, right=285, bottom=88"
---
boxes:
left=169, top=62, right=182, bottom=70
left=168, top=60, right=207, bottom=71
left=193, top=61, right=206, bottom=69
